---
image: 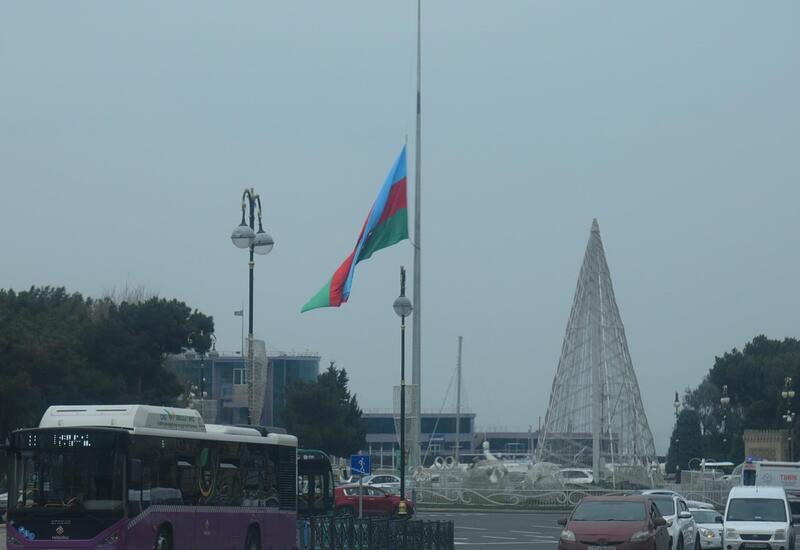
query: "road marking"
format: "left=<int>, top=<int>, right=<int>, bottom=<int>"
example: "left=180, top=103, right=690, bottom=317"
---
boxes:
left=482, top=535, right=517, bottom=540
left=456, top=526, right=488, bottom=531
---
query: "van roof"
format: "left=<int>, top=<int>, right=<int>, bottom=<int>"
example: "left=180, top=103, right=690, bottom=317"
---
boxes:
left=729, top=486, right=787, bottom=499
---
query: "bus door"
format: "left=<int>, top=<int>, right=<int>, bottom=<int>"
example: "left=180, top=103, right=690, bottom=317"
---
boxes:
left=297, top=451, right=334, bottom=518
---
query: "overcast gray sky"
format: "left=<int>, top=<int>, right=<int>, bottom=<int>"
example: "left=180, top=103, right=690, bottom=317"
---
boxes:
left=2, top=1, right=799, bottom=453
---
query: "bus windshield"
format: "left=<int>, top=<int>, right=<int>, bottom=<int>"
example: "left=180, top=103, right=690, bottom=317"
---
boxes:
left=10, top=430, right=124, bottom=517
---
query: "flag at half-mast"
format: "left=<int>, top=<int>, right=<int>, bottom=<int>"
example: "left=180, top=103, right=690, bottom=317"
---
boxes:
left=302, top=146, right=409, bottom=312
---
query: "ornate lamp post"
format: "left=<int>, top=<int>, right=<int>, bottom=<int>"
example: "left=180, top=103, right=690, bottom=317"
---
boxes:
left=187, top=331, right=214, bottom=418
left=720, top=384, right=730, bottom=444
left=231, top=188, right=274, bottom=424
left=393, top=266, right=413, bottom=515
left=782, top=377, right=796, bottom=459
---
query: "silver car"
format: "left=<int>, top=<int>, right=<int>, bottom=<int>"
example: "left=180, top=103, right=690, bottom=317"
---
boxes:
left=650, top=494, right=699, bottom=550
left=690, top=508, right=724, bottom=550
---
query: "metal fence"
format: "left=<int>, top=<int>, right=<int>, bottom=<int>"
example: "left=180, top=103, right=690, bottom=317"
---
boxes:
left=413, top=485, right=735, bottom=510
left=298, top=517, right=454, bottom=550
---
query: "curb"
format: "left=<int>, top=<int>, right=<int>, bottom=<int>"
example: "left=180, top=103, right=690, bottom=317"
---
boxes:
left=417, top=507, right=565, bottom=515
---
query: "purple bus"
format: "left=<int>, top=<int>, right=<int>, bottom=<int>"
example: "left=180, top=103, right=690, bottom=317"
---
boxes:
left=5, top=405, right=298, bottom=550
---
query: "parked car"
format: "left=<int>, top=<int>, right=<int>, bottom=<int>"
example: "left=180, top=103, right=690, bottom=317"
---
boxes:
left=649, top=493, right=699, bottom=550
left=723, top=486, right=794, bottom=550
left=560, top=468, right=594, bottom=485
left=687, top=500, right=716, bottom=511
left=334, top=484, right=413, bottom=518
left=0, top=491, right=6, bottom=522
left=364, top=474, right=401, bottom=490
left=690, top=508, right=724, bottom=550
left=558, top=495, right=670, bottom=550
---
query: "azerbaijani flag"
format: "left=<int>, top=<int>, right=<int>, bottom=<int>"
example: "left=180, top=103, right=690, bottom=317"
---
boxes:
left=302, top=147, right=409, bottom=312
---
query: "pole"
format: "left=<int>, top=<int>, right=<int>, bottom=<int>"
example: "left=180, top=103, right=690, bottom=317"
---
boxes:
left=247, top=189, right=256, bottom=425
left=455, top=336, right=462, bottom=464
left=400, top=270, right=407, bottom=501
left=411, top=0, right=423, bottom=470
left=591, top=239, right=602, bottom=483
left=358, top=475, right=363, bottom=519
left=199, top=352, right=205, bottom=418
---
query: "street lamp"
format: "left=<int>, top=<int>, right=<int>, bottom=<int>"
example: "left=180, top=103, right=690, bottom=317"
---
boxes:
left=393, top=266, right=413, bottom=514
left=231, top=188, right=274, bottom=424
left=673, top=391, right=681, bottom=474
left=720, top=384, right=730, bottom=444
left=187, top=331, right=213, bottom=418
left=782, top=377, right=796, bottom=459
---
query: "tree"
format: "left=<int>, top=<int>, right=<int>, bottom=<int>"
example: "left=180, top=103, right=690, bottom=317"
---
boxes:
left=0, top=286, right=214, bottom=439
left=283, top=362, right=365, bottom=457
left=683, top=335, right=800, bottom=462
left=666, top=408, right=704, bottom=474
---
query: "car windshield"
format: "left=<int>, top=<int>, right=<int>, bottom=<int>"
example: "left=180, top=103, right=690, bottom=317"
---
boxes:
left=652, top=496, right=676, bottom=516
left=692, top=510, right=720, bottom=523
left=572, top=501, right=646, bottom=521
left=726, top=499, right=786, bottom=522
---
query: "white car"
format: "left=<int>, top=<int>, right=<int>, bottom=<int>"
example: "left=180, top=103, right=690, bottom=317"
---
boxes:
left=559, top=468, right=594, bottom=485
left=364, top=474, right=401, bottom=490
left=649, top=493, right=699, bottom=550
left=690, top=508, right=724, bottom=550
left=723, top=486, right=794, bottom=550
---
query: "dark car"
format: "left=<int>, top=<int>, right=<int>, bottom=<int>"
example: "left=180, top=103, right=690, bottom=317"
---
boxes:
left=559, top=496, right=670, bottom=550
left=334, top=484, right=413, bottom=519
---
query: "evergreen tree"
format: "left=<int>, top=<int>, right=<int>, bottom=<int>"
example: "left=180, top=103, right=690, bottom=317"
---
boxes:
left=666, top=408, right=704, bottom=473
left=283, top=362, right=365, bottom=457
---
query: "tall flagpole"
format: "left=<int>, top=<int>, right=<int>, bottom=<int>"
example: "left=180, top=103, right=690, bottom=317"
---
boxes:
left=411, top=0, right=423, bottom=470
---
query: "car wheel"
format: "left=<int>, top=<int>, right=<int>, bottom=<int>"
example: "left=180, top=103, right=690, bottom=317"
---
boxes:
left=695, top=535, right=700, bottom=550
left=676, top=535, right=684, bottom=550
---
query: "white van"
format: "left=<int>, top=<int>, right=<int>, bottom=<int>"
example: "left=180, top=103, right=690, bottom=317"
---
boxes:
left=723, top=486, right=794, bottom=550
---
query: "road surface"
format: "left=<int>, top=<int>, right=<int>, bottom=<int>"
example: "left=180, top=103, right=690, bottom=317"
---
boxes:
left=418, top=509, right=562, bottom=548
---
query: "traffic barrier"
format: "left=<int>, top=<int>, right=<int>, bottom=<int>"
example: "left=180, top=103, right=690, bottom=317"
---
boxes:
left=298, top=516, right=454, bottom=550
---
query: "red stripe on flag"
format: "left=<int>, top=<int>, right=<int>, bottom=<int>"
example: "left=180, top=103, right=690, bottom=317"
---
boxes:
left=376, top=177, right=407, bottom=226
left=329, top=250, right=356, bottom=306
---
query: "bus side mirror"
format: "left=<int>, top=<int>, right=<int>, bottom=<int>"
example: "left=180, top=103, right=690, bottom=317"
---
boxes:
left=128, top=459, right=143, bottom=487
left=715, top=516, right=723, bottom=524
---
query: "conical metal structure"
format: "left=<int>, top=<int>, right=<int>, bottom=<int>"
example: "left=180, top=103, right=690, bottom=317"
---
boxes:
left=537, top=220, right=658, bottom=486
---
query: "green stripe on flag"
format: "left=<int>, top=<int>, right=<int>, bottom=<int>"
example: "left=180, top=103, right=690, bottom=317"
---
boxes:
left=301, top=277, right=333, bottom=312
left=358, top=208, right=409, bottom=262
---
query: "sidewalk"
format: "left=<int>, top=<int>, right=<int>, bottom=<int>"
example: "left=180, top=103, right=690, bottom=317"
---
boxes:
left=0, top=524, right=6, bottom=550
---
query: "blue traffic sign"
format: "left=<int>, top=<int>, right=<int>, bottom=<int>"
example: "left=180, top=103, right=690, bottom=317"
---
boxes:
left=350, top=454, right=371, bottom=476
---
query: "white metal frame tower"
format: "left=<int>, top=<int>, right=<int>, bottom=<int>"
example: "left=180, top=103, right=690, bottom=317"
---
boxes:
left=537, top=220, right=658, bottom=485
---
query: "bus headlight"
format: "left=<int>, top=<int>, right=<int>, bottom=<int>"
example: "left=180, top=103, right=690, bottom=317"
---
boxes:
left=726, top=528, right=739, bottom=540
left=774, top=529, right=786, bottom=541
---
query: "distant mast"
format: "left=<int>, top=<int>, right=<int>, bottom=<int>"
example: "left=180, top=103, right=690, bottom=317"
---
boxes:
left=411, top=0, right=423, bottom=469
left=455, top=336, right=463, bottom=463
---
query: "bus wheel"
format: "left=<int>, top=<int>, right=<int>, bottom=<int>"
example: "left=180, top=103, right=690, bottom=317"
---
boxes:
left=155, top=526, right=173, bottom=550
left=245, top=525, right=261, bottom=550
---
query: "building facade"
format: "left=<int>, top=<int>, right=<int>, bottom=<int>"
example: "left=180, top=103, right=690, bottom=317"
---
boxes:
left=166, top=351, right=320, bottom=428
left=360, top=410, right=476, bottom=470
